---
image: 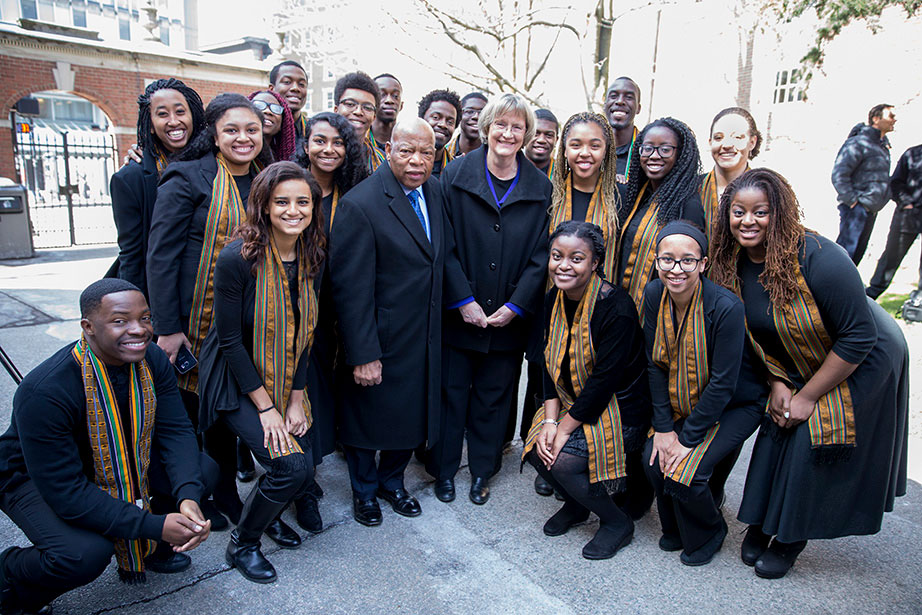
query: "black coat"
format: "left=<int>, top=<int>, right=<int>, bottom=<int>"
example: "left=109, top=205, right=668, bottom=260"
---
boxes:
left=831, top=123, right=892, bottom=213
left=146, top=153, right=221, bottom=337
left=109, top=150, right=161, bottom=297
left=329, top=163, right=444, bottom=450
left=441, top=146, right=552, bottom=353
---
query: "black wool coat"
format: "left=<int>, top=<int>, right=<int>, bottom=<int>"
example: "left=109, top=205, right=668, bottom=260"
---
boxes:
left=146, top=154, right=220, bottom=337
left=329, top=163, right=444, bottom=450
left=441, top=146, right=552, bottom=354
left=109, top=149, right=162, bottom=297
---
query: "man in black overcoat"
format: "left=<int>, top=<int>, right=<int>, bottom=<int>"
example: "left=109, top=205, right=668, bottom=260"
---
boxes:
left=329, top=117, right=444, bottom=526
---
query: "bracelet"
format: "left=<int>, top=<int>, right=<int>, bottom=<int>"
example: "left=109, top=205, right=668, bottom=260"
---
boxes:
left=542, top=419, right=558, bottom=426
left=258, top=405, right=276, bottom=414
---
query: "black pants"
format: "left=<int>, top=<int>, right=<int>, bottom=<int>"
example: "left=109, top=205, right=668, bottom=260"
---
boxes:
left=342, top=446, right=413, bottom=500
left=643, top=405, right=761, bottom=553
left=836, top=202, right=877, bottom=265
left=428, top=345, right=520, bottom=480
left=220, top=395, right=314, bottom=505
left=505, top=359, right=544, bottom=445
left=0, top=452, right=218, bottom=612
left=866, top=207, right=922, bottom=298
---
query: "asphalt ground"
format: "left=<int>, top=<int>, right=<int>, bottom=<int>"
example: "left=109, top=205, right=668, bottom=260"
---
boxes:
left=0, top=246, right=919, bottom=614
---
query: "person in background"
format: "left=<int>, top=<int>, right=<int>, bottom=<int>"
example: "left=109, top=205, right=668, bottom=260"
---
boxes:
left=832, top=103, right=896, bottom=265
left=330, top=118, right=445, bottom=527
left=110, top=79, right=204, bottom=299
left=372, top=73, right=404, bottom=158
left=866, top=143, right=922, bottom=299
left=431, top=94, right=551, bottom=506
left=699, top=107, right=762, bottom=239
left=525, top=108, right=559, bottom=177
left=248, top=90, right=297, bottom=163
left=0, top=279, right=214, bottom=613
left=268, top=60, right=309, bottom=137
left=604, top=77, right=642, bottom=182
left=710, top=168, right=908, bottom=579
left=446, top=92, right=488, bottom=158
left=418, top=88, right=461, bottom=178
left=333, top=71, right=383, bottom=173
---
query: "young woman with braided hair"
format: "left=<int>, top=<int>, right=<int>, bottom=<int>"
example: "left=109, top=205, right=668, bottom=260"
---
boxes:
left=248, top=89, right=298, bottom=163
left=709, top=168, right=908, bottom=579
left=618, top=117, right=705, bottom=318
left=110, top=78, right=204, bottom=298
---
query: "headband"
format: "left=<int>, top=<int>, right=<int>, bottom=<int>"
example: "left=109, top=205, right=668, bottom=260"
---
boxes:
left=656, top=220, right=708, bottom=256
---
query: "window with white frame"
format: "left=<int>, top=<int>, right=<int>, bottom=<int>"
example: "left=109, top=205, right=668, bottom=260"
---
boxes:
left=773, top=67, right=805, bottom=104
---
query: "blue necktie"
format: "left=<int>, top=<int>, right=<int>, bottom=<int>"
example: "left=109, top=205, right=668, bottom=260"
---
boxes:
left=407, top=189, right=429, bottom=241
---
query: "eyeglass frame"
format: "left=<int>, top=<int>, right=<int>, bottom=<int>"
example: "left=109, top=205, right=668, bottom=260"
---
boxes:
left=338, top=98, right=377, bottom=115
left=639, top=143, right=677, bottom=159
left=251, top=99, right=285, bottom=116
left=655, top=256, right=703, bottom=272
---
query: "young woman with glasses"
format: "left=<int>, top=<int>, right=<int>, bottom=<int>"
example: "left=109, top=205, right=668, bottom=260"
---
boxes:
left=248, top=90, right=297, bottom=163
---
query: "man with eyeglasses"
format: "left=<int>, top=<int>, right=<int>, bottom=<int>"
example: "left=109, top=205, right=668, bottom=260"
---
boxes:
left=604, top=77, right=642, bottom=182
left=446, top=92, right=488, bottom=158
left=372, top=74, right=404, bottom=158
left=333, top=71, right=384, bottom=173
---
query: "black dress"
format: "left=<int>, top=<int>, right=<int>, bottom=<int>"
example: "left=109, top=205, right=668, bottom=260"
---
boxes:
left=736, top=233, right=909, bottom=541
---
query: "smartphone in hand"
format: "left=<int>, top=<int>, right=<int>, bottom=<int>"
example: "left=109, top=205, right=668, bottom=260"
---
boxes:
left=174, top=344, right=197, bottom=374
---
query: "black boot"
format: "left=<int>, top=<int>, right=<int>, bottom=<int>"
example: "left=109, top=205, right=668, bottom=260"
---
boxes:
left=294, top=494, right=323, bottom=534
left=236, top=439, right=255, bottom=483
left=225, top=488, right=289, bottom=584
left=754, top=539, right=808, bottom=579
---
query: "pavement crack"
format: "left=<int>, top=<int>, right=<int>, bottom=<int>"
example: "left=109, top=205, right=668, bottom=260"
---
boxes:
left=89, top=564, right=236, bottom=614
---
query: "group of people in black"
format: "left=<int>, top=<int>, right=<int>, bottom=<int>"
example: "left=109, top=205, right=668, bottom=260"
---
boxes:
left=0, top=59, right=910, bottom=613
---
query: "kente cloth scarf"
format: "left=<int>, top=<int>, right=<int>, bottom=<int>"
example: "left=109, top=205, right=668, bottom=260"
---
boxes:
left=296, top=113, right=308, bottom=139
left=328, top=186, right=341, bottom=227
left=180, top=154, right=251, bottom=393
left=72, top=336, right=156, bottom=583
left=619, top=181, right=659, bottom=315
left=728, top=244, right=856, bottom=461
left=154, top=151, right=169, bottom=176
left=437, top=146, right=454, bottom=173
left=699, top=167, right=749, bottom=241
left=650, top=281, right=719, bottom=492
left=550, top=175, right=618, bottom=282
left=365, top=131, right=385, bottom=173
left=544, top=159, right=555, bottom=179
left=253, top=236, right=319, bottom=458
left=522, top=275, right=627, bottom=493
left=446, top=132, right=463, bottom=158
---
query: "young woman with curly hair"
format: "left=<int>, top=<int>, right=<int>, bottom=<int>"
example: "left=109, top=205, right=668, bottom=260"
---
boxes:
left=248, top=89, right=297, bottom=163
left=709, top=167, right=909, bottom=579
left=198, top=162, right=326, bottom=583
left=618, top=117, right=705, bottom=316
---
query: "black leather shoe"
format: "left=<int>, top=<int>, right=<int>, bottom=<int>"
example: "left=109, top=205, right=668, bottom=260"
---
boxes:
left=740, top=525, right=771, bottom=567
left=294, top=495, right=323, bottom=534
left=434, top=479, right=455, bottom=503
left=754, top=539, right=807, bottom=579
left=225, top=530, right=277, bottom=584
left=543, top=502, right=590, bottom=536
left=353, top=497, right=383, bottom=527
left=534, top=475, right=553, bottom=496
left=144, top=544, right=192, bottom=574
left=554, top=489, right=565, bottom=501
left=200, top=499, right=229, bottom=532
left=264, top=518, right=301, bottom=549
left=469, top=477, right=490, bottom=505
left=376, top=487, right=422, bottom=517
left=582, top=524, right=633, bottom=560
left=305, top=480, right=324, bottom=500
left=680, top=520, right=728, bottom=566
left=236, top=469, right=256, bottom=483
left=658, top=533, right=683, bottom=552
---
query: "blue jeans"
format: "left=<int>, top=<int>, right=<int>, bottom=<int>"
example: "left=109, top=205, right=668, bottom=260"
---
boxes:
left=836, top=202, right=877, bottom=265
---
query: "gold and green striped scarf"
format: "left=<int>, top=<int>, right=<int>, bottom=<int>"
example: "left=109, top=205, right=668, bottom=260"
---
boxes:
left=729, top=245, right=856, bottom=455
left=550, top=175, right=618, bottom=283
left=650, top=281, right=719, bottom=488
left=180, top=154, right=251, bottom=393
left=365, top=130, right=385, bottom=173
left=523, top=275, right=627, bottom=491
left=620, top=181, right=659, bottom=316
left=72, top=336, right=156, bottom=582
left=446, top=132, right=462, bottom=158
left=544, top=159, right=555, bottom=179
left=154, top=151, right=169, bottom=176
left=328, top=186, right=341, bottom=228
left=296, top=112, right=308, bottom=139
left=437, top=146, right=454, bottom=173
left=253, top=236, right=318, bottom=458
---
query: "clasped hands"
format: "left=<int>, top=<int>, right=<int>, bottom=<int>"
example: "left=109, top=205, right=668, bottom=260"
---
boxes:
left=768, top=379, right=816, bottom=430
left=459, top=301, right=516, bottom=329
left=648, top=431, right=692, bottom=476
left=161, top=499, right=211, bottom=552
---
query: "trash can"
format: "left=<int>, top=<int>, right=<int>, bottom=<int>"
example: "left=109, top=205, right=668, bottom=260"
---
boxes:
left=0, top=180, right=34, bottom=259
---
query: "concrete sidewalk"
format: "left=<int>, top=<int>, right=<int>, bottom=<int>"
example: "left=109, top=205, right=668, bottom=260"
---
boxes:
left=0, top=246, right=920, bottom=614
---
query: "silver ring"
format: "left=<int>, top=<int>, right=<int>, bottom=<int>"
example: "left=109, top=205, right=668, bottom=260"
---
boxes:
left=783, top=411, right=791, bottom=419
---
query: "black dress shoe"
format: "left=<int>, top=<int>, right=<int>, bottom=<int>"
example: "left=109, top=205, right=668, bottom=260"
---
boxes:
left=740, top=525, right=771, bottom=567
left=582, top=524, right=633, bottom=560
left=294, top=495, right=323, bottom=534
left=353, top=497, right=383, bottom=527
left=754, top=539, right=807, bottom=579
left=225, top=531, right=277, bottom=584
left=200, top=499, right=229, bottom=532
left=658, top=533, right=683, bottom=552
left=434, top=479, right=455, bottom=503
left=553, top=489, right=565, bottom=501
left=469, top=477, right=490, bottom=505
left=144, top=545, right=192, bottom=574
left=236, top=469, right=256, bottom=483
left=680, top=520, right=728, bottom=566
left=264, top=518, right=301, bottom=549
left=543, top=502, right=590, bottom=536
left=534, top=475, right=553, bottom=496
left=376, top=487, right=422, bottom=517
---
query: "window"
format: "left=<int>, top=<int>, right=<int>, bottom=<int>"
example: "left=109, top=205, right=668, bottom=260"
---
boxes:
left=20, top=0, right=37, bottom=19
left=773, top=67, right=804, bottom=104
left=118, top=14, right=130, bottom=40
left=72, top=0, right=87, bottom=27
left=159, top=18, right=170, bottom=45
left=303, top=91, right=312, bottom=112
left=324, top=88, right=334, bottom=111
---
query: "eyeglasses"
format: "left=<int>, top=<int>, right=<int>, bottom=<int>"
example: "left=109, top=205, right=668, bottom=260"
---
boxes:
left=461, top=108, right=481, bottom=118
left=252, top=99, right=284, bottom=115
left=655, top=256, right=701, bottom=272
left=493, top=120, right=525, bottom=135
left=339, top=99, right=377, bottom=115
left=639, top=143, right=676, bottom=158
